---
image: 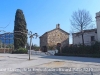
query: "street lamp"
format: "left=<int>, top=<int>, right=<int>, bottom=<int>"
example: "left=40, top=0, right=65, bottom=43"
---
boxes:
left=14, top=30, right=39, bottom=60
left=28, top=31, right=38, bottom=60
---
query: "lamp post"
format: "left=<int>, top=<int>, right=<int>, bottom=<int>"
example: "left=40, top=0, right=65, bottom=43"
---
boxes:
left=14, top=30, right=38, bottom=60
left=28, top=31, right=38, bottom=60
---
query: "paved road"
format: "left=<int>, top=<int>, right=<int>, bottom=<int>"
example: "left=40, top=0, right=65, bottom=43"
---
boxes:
left=0, top=54, right=100, bottom=75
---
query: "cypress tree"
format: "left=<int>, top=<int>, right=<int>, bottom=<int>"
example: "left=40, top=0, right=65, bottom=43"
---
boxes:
left=14, top=9, right=27, bottom=49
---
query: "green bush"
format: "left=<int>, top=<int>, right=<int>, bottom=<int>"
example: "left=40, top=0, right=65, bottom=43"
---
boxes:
left=58, top=42, right=100, bottom=57
left=12, top=47, right=27, bottom=54
left=17, top=48, right=27, bottom=53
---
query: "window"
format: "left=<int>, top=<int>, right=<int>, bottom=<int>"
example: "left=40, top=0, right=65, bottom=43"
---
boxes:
left=91, top=36, right=95, bottom=41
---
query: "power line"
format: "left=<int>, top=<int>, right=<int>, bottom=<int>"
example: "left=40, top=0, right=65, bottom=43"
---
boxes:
left=0, top=21, right=10, bottom=29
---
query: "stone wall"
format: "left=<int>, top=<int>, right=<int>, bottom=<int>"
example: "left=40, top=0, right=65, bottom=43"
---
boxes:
left=40, top=25, right=69, bottom=49
left=47, top=29, right=69, bottom=47
left=40, top=33, right=48, bottom=47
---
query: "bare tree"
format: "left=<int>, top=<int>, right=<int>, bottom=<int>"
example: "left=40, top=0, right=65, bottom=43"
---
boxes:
left=70, top=9, right=92, bottom=46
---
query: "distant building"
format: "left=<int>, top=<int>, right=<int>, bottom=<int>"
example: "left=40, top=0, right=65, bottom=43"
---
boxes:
left=0, top=33, right=14, bottom=44
left=39, top=24, right=69, bottom=49
left=96, top=11, right=100, bottom=42
left=72, top=29, right=97, bottom=45
left=72, top=11, right=100, bottom=45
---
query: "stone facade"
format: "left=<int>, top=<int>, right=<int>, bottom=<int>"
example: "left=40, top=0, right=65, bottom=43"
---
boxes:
left=40, top=33, right=48, bottom=48
left=40, top=24, right=69, bottom=48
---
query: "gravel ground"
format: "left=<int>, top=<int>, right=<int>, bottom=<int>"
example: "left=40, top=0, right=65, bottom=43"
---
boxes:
left=0, top=54, right=100, bottom=75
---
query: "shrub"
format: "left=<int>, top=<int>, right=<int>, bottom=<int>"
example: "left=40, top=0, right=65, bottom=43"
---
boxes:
left=12, top=47, right=27, bottom=54
left=17, top=47, right=27, bottom=54
left=61, top=42, right=100, bottom=55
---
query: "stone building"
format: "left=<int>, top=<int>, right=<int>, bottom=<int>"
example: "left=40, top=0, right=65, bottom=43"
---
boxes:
left=39, top=24, right=69, bottom=49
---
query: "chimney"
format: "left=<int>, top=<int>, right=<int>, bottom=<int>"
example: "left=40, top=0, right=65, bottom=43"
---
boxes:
left=56, top=24, right=60, bottom=29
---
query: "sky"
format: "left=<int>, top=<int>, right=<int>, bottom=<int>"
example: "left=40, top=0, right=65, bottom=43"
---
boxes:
left=0, top=0, right=100, bottom=46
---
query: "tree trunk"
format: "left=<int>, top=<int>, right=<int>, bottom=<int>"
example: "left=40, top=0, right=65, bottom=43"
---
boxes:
left=82, top=33, right=84, bottom=46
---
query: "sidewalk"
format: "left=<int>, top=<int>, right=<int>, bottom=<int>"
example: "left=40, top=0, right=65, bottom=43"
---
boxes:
left=0, top=54, right=100, bottom=75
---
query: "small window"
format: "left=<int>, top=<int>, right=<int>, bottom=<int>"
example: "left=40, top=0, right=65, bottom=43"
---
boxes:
left=91, top=36, right=95, bottom=41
